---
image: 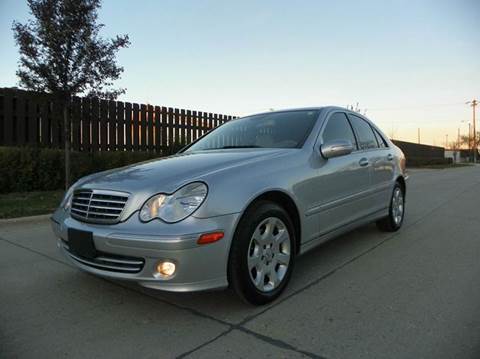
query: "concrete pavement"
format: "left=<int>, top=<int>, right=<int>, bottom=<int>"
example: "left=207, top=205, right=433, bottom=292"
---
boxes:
left=1, top=167, right=479, bottom=358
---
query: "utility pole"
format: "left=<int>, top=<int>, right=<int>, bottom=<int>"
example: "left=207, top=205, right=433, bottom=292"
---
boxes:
left=445, top=134, right=448, bottom=149
left=418, top=128, right=420, bottom=144
left=456, top=128, right=461, bottom=163
left=466, top=99, right=478, bottom=163
left=469, top=123, right=472, bottom=161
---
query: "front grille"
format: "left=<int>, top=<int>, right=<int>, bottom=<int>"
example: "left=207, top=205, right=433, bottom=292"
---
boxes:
left=71, top=189, right=129, bottom=224
left=61, top=240, right=144, bottom=273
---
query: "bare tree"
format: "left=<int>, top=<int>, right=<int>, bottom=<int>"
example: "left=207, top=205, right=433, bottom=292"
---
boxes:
left=459, top=133, right=480, bottom=149
left=12, top=0, right=130, bottom=189
left=448, top=141, right=460, bottom=151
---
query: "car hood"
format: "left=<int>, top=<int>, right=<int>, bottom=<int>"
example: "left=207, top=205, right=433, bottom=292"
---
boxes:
left=77, top=148, right=292, bottom=196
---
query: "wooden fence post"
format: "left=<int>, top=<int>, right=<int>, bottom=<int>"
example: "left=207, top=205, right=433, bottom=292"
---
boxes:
left=72, top=97, right=81, bottom=151
left=132, top=103, right=139, bottom=151
left=3, top=89, right=14, bottom=145
left=99, top=99, right=108, bottom=151
left=147, top=104, right=154, bottom=152
left=124, top=102, right=132, bottom=151
left=81, top=97, right=91, bottom=152
left=27, top=93, right=38, bottom=145
left=154, top=106, right=161, bottom=153
left=161, top=107, right=168, bottom=155
left=140, top=104, right=147, bottom=151
left=117, top=101, right=125, bottom=152
left=108, top=100, right=117, bottom=151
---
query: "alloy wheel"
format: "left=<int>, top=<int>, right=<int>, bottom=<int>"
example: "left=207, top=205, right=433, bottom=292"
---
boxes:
left=247, top=217, right=291, bottom=292
left=392, top=187, right=404, bottom=225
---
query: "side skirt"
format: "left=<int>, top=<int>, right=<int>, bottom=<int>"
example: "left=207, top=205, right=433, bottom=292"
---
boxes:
left=299, top=208, right=388, bottom=255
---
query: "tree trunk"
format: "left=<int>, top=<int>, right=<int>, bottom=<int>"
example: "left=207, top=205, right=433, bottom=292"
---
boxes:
left=63, top=103, right=71, bottom=190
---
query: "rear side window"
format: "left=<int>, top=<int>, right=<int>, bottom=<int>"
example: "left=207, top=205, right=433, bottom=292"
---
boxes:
left=322, top=112, right=358, bottom=149
left=348, top=115, right=378, bottom=150
left=373, top=128, right=388, bottom=148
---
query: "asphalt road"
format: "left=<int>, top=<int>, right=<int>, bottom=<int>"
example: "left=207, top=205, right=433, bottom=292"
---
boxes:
left=1, top=167, right=480, bottom=359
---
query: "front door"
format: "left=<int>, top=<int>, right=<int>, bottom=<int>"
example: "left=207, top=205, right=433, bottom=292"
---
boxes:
left=312, top=111, right=372, bottom=236
left=348, top=114, right=394, bottom=213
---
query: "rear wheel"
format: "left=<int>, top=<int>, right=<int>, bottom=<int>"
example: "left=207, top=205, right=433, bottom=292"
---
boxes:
left=228, top=201, right=295, bottom=305
left=376, top=182, right=405, bottom=232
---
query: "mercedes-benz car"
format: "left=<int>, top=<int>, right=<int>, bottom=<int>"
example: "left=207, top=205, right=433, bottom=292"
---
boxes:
left=51, top=107, right=407, bottom=305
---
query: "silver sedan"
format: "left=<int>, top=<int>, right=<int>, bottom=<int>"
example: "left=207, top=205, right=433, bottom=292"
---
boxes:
left=51, top=107, right=407, bottom=304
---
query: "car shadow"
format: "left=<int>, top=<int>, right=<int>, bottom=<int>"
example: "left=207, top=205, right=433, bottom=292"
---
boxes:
left=105, top=222, right=391, bottom=325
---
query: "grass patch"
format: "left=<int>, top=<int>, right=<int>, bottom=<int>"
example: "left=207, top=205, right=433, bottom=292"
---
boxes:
left=0, top=190, right=64, bottom=219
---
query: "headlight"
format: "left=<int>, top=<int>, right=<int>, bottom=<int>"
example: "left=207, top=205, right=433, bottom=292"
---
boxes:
left=60, top=186, right=74, bottom=211
left=139, top=182, right=208, bottom=223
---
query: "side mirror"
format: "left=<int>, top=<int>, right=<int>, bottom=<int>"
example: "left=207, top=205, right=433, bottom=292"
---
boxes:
left=320, top=140, right=354, bottom=159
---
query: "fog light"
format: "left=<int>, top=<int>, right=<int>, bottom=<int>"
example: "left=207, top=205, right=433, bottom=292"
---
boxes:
left=156, top=261, right=176, bottom=277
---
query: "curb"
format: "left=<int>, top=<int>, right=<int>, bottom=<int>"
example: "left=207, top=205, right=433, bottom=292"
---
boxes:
left=0, top=214, right=52, bottom=225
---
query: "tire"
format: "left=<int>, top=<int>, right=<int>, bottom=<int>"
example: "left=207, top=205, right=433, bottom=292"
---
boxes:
left=228, top=200, right=296, bottom=305
left=376, top=182, right=405, bottom=232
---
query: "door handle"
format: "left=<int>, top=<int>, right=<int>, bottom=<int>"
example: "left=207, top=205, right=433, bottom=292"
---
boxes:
left=387, top=154, right=394, bottom=161
left=359, top=158, right=369, bottom=167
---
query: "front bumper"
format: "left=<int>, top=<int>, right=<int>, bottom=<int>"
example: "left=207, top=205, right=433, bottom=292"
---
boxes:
left=51, top=208, right=241, bottom=292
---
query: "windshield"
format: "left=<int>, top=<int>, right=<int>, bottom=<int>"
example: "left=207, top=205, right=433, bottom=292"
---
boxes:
left=185, top=110, right=319, bottom=152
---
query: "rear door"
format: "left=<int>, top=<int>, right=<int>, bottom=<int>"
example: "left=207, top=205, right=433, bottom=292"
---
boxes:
left=370, top=126, right=395, bottom=210
left=313, top=111, right=372, bottom=236
left=347, top=114, right=390, bottom=214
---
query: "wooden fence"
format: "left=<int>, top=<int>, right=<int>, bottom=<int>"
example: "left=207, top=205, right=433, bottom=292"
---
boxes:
left=0, top=87, right=234, bottom=153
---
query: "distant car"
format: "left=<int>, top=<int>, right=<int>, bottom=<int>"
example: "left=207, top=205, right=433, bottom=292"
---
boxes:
left=51, top=107, right=407, bottom=305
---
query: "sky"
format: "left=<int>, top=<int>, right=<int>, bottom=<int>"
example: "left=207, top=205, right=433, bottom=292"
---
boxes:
left=1, top=0, right=479, bottom=146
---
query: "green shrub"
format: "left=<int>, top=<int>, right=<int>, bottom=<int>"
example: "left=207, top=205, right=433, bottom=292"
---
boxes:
left=0, top=147, right=160, bottom=193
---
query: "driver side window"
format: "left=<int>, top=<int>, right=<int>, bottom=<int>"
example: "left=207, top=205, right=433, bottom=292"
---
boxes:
left=322, top=112, right=358, bottom=150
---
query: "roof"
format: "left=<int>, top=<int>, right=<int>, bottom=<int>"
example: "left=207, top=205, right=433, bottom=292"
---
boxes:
left=244, top=106, right=349, bottom=117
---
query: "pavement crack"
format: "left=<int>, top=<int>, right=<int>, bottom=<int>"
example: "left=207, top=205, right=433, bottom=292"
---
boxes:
left=236, top=327, right=327, bottom=359
left=175, top=327, right=234, bottom=359
left=102, top=277, right=234, bottom=327
left=103, top=280, right=330, bottom=358
left=111, top=280, right=328, bottom=358
left=175, top=324, right=327, bottom=358
left=0, top=236, right=330, bottom=359
left=0, top=235, right=71, bottom=268
left=236, top=178, right=480, bottom=327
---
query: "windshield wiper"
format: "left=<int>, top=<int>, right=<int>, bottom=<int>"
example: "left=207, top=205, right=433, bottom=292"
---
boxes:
left=218, top=145, right=263, bottom=149
left=201, top=145, right=263, bottom=151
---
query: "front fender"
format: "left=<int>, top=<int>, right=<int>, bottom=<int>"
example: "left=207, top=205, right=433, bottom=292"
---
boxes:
left=192, top=151, right=307, bottom=219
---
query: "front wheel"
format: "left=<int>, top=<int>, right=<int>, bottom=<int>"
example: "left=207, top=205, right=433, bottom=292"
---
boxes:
left=376, top=182, right=405, bottom=232
left=228, top=201, right=295, bottom=305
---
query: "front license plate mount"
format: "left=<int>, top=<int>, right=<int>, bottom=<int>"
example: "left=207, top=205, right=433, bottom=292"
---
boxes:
left=67, top=228, right=97, bottom=259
